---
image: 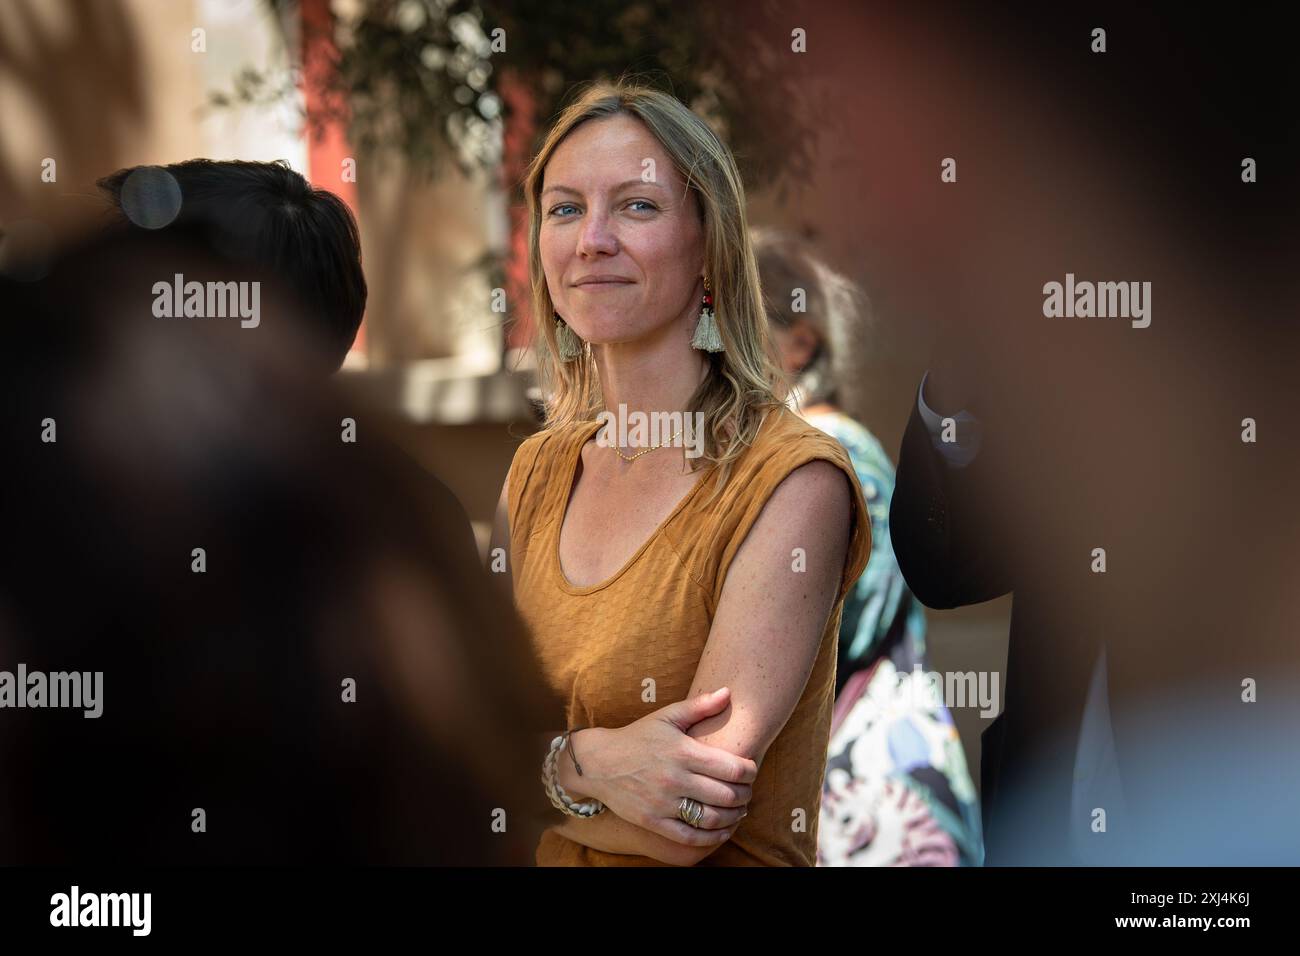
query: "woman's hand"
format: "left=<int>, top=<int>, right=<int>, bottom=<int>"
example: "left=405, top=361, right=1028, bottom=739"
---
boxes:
left=574, top=688, right=758, bottom=848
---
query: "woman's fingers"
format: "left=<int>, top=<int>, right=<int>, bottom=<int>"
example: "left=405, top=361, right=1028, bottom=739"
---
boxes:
left=630, top=786, right=747, bottom=844
left=654, top=816, right=738, bottom=847
left=659, top=687, right=732, bottom=733
left=680, top=771, right=751, bottom=809
left=669, top=795, right=748, bottom=831
left=682, top=739, right=758, bottom=786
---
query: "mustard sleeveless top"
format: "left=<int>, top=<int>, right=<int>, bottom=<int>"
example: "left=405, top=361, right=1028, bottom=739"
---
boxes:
left=508, top=405, right=872, bottom=866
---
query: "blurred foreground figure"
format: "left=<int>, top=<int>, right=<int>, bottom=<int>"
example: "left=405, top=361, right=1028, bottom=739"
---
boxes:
left=761, top=3, right=1300, bottom=865
left=96, top=158, right=478, bottom=565
left=97, top=159, right=366, bottom=375
left=0, top=232, right=560, bottom=863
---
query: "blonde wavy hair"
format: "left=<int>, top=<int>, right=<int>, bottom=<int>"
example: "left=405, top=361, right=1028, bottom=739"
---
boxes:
left=522, top=78, right=789, bottom=498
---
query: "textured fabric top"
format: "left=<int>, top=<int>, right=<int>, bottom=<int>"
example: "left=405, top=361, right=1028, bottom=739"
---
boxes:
left=508, top=405, right=872, bottom=866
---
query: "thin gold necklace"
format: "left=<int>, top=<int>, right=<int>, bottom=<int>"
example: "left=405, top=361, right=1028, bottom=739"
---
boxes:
left=614, top=428, right=684, bottom=463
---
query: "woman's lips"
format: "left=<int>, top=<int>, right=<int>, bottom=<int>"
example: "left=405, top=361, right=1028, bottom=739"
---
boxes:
left=574, top=280, right=633, bottom=291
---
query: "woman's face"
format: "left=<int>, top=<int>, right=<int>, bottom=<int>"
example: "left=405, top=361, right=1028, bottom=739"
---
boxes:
left=771, top=319, right=821, bottom=376
left=539, top=114, right=705, bottom=348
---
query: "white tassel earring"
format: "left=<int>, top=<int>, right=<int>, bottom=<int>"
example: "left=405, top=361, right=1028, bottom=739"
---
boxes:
left=691, top=276, right=724, bottom=352
left=554, top=313, right=584, bottom=360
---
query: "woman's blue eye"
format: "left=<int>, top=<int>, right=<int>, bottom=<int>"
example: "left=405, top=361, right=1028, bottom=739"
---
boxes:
left=547, top=200, right=656, bottom=217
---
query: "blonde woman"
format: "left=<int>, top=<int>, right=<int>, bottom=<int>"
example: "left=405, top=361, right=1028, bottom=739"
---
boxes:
left=490, top=80, right=872, bottom=866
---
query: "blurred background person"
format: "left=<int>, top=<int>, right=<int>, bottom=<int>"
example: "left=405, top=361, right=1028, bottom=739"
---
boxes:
left=754, top=227, right=982, bottom=867
left=98, top=158, right=367, bottom=376
left=95, top=158, right=479, bottom=567
left=0, top=229, right=561, bottom=864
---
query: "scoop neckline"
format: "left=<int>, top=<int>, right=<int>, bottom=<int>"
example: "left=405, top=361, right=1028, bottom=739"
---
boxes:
left=551, top=419, right=711, bottom=595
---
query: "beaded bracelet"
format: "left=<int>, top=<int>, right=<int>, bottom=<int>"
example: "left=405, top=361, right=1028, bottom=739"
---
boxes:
left=541, top=731, right=606, bottom=818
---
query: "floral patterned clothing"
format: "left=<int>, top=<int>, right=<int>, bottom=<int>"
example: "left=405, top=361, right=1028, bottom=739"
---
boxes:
left=804, top=409, right=983, bottom=867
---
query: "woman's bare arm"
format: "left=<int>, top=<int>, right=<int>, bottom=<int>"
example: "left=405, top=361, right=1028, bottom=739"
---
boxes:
left=555, top=460, right=854, bottom=865
left=683, top=459, right=851, bottom=861
left=691, top=458, right=851, bottom=750
left=538, top=717, right=748, bottom=868
left=537, top=738, right=709, bottom=865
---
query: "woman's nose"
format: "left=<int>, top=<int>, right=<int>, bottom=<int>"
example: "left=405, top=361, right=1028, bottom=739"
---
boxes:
left=576, top=209, right=619, bottom=257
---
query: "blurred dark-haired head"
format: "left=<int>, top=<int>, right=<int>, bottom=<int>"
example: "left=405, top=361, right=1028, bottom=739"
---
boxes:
left=97, top=159, right=366, bottom=374
left=0, top=231, right=560, bottom=864
left=751, top=226, right=872, bottom=409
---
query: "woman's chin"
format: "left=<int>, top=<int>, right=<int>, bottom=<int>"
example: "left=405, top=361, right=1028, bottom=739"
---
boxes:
left=569, top=321, right=645, bottom=347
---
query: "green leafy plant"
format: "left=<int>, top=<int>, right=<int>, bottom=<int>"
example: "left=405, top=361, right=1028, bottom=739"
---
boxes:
left=212, top=0, right=825, bottom=195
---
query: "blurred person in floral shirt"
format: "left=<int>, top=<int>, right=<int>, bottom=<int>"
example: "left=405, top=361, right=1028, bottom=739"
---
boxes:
left=753, top=227, right=983, bottom=866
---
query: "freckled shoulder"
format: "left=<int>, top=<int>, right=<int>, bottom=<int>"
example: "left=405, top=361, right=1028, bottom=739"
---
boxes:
left=679, top=407, right=871, bottom=610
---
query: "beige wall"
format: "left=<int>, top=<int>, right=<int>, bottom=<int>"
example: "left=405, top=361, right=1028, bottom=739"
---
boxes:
left=0, top=0, right=305, bottom=231
left=0, top=0, right=500, bottom=369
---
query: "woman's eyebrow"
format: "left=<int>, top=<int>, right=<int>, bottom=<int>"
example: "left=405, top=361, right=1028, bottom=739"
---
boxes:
left=541, top=179, right=667, bottom=199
